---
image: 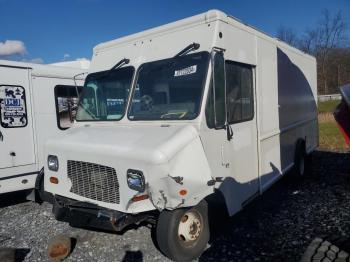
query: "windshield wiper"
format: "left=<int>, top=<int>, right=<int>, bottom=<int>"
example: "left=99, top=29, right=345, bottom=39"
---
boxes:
left=174, top=43, right=200, bottom=57
left=96, top=58, right=130, bottom=79
left=110, top=58, right=130, bottom=71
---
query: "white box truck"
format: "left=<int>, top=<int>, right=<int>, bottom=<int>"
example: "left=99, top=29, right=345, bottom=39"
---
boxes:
left=0, top=60, right=86, bottom=196
left=40, top=10, right=317, bottom=261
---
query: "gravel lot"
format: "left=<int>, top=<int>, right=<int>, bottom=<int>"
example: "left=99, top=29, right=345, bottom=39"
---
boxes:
left=1, top=149, right=350, bottom=262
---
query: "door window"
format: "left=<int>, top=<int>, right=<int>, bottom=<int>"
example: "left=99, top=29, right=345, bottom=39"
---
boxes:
left=55, top=85, right=82, bottom=129
left=226, top=61, right=254, bottom=124
left=0, top=85, right=27, bottom=128
left=205, top=52, right=226, bottom=128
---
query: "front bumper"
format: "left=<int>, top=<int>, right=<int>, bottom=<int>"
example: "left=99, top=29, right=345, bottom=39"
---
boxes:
left=51, top=194, right=154, bottom=231
left=35, top=170, right=156, bottom=232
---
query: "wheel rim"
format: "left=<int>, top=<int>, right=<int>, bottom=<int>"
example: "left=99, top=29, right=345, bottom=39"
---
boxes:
left=178, top=210, right=202, bottom=246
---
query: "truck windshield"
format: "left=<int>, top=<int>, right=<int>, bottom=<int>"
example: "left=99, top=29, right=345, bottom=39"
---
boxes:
left=128, top=52, right=209, bottom=120
left=76, top=67, right=134, bottom=121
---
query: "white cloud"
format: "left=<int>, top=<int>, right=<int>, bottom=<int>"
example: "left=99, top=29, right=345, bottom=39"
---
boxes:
left=0, top=39, right=44, bottom=64
left=63, top=53, right=70, bottom=60
left=0, top=40, right=27, bottom=56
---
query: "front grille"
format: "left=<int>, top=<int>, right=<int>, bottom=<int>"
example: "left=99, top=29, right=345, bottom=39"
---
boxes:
left=67, top=160, right=120, bottom=204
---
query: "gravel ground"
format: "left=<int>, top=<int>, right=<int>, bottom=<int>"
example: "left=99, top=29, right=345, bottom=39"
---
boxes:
left=1, top=149, right=350, bottom=262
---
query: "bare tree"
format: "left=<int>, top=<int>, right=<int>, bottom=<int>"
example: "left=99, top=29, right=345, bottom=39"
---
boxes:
left=300, top=10, right=347, bottom=94
left=327, top=48, right=350, bottom=93
left=319, top=10, right=347, bottom=94
left=276, top=26, right=298, bottom=47
left=299, top=29, right=321, bottom=54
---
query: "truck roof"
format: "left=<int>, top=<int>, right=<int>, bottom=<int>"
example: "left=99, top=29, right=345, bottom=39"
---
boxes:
left=94, top=9, right=315, bottom=61
left=0, top=59, right=87, bottom=79
left=51, top=60, right=90, bottom=70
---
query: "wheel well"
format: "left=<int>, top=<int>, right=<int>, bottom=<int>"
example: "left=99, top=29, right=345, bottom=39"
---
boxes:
left=204, top=190, right=230, bottom=217
left=294, top=138, right=307, bottom=171
left=295, top=138, right=306, bottom=157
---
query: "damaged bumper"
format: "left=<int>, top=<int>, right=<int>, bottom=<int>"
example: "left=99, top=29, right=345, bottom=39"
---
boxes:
left=35, top=170, right=156, bottom=232
left=51, top=195, right=155, bottom=231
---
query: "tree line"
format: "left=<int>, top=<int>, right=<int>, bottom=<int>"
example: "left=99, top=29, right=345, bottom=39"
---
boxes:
left=276, top=9, right=349, bottom=95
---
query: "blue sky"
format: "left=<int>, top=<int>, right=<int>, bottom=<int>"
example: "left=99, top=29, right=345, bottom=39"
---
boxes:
left=0, top=0, right=349, bottom=64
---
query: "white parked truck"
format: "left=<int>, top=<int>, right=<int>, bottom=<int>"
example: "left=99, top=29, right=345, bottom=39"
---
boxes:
left=0, top=60, right=86, bottom=196
left=40, top=10, right=318, bottom=261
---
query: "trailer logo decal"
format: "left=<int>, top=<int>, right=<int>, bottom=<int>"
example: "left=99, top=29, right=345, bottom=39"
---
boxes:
left=0, top=86, right=27, bottom=128
left=5, top=98, right=21, bottom=107
left=174, top=65, right=197, bottom=77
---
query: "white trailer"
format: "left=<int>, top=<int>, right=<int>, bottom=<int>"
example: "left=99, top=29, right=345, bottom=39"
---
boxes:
left=0, top=60, right=86, bottom=195
left=41, top=10, right=317, bottom=261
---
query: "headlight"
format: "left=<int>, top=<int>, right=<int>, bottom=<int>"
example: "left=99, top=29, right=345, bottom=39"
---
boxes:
left=48, top=155, right=59, bottom=171
left=127, top=169, right=145, bottom=192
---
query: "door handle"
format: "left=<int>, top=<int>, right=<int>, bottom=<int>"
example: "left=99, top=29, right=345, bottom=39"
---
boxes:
left=0, top=131, right=3, bottom=142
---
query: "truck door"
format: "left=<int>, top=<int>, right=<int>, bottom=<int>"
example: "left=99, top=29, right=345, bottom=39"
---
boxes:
left=225, top=61, right=259, bottom=205
left=201, top=51, right=259, bottom=216
left=0, top=66, right=36, bottom=170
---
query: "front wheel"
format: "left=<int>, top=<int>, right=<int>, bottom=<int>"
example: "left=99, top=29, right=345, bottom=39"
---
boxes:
left=155, top=200, right=210, bottom=261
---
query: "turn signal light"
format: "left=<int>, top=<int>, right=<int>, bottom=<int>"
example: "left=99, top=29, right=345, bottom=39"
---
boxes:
left=50, top=177, right=59, bottom=184
left=132, top=194, right=149, bottom=202
left=179, top=189, right=188, bottom=196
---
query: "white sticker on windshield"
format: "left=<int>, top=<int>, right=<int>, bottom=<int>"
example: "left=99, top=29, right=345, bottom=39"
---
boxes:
left=174, top=65, right=197, bottom=77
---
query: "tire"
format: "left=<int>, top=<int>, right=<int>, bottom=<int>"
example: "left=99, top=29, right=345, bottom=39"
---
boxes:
left=156, top=200, right=210, bottom=262
left=301, top=237, right=349, bottom=262
left=294, top=140, right=307, bottom=177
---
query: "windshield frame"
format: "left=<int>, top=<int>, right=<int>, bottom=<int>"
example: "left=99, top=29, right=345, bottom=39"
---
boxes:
left=127, top=51, right=210, bottom=121
left=75, top=66, right=135, bottom=122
